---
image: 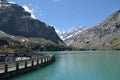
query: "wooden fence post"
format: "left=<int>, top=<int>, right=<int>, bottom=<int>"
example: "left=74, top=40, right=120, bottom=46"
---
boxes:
left=16, top=62, right=19, bottom=70
left=25, top=61, right=27, bottom=68
left=32, top=60, right=34, bottom=66
left=4, top=63, right=8, bottom=73
left=37, top=58, right=39, bottom=65
left=41, top=58, right=43, bottom=64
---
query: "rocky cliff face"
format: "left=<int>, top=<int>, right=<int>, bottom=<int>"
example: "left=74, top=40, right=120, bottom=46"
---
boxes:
left=0, top=3, right=63, bottom=44
left=65, top=10, right=120, bottom=50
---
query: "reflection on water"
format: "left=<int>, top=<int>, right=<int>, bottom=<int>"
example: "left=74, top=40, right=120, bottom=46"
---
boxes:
left=9, top=51, right=120, bottom=80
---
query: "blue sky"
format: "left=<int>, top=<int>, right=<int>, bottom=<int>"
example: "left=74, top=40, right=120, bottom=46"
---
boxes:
left=8, top=0, right=120, bottom=31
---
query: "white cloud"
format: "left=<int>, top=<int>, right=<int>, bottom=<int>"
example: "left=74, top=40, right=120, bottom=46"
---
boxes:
left=35, top=5, right=39, bottom=9
left=22, top=5, right=36, bottom=19
left=28, top=3, right=32, bottom=6
left=53, top=0, right=60, bottom=3
left=9, top=1, right=16, bottom=4
left=34, top=5, right=43, bottom=17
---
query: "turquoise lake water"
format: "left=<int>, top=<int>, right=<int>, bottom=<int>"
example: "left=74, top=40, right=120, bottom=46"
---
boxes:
left=9, top=51, right=120, bottom=80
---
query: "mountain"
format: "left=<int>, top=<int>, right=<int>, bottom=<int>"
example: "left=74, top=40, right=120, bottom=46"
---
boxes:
left=64, top=10, right=120, bottom=50
left=0, top=3, right=73, bottom=53
left=0, top=3, right=63, bottom=44
left=0, top=30, right=72, bottom=53
left=57, top=27, right=86, bottom=40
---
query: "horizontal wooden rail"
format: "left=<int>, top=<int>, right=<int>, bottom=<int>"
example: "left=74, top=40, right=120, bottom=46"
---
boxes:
left=0, top=53, right=55, bottom=76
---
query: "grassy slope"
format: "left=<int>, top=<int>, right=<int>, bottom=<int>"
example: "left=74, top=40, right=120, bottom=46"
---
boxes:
left=98, top=38, right=120, bottom=50
left=0, top=37, right=72, bottom=53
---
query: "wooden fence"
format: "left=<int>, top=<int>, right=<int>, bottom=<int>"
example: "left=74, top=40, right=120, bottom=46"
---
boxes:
left=0, top=53, right=55, bottom=78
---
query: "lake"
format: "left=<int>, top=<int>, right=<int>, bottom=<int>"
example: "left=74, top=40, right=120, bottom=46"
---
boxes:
left=9, top=51, right=120, bottom=80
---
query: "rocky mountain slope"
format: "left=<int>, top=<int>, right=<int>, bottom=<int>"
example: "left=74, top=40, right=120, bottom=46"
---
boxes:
left=57, top=27, right=86, bottom=40
left=0, top=3, right=63, bottom=44
left=0, top=3, right=73, bottom=53
left=65, top=10, right=120, bottom=50
left=0, top=30, right=72, bottom=53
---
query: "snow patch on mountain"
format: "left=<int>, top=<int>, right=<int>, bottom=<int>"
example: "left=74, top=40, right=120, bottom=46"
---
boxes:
left=22, top=5, right=36, bottom=19
left=56, top=26, right=87, bottom=40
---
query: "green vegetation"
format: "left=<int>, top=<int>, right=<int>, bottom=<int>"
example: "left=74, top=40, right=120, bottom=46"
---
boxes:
left=0, top=37, right=72, bottom=53
left=29, top=43, right=72, bottom=51
left=98, top=38, right=120, bottom=50
left=0, top=37, right=29, bottom=53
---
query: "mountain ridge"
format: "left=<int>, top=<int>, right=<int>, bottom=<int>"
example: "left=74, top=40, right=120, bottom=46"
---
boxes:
left=0, top=3, right=63, bottom=44
left=64, top=10, right=120, bottom=50
left=0, top=3, right=73, bottom=53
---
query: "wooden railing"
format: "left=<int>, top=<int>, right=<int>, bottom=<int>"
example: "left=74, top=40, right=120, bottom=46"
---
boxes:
left=0, top=53, right=55, bottom=75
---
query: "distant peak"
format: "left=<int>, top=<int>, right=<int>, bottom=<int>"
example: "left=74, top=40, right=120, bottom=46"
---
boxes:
left=57, top=26, right=87, bottom=40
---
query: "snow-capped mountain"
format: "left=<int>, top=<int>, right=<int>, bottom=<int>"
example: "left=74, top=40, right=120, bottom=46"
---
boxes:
left=64, top=10, right=120, bottom=50
left=57, top=26, right=87, bottom=40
